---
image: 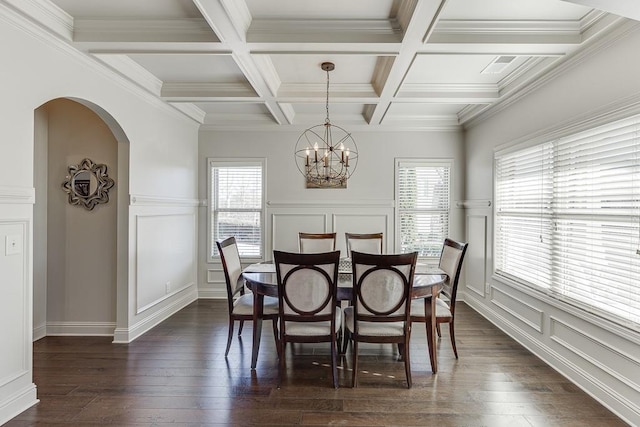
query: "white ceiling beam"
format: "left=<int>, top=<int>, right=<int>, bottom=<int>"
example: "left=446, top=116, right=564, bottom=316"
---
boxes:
left=368, top=0, right=450, bottom=125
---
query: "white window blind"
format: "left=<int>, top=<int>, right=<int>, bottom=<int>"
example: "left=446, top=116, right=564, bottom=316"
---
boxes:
left=396, top=161, right=451, bottom=257
left=210, top=161, right=263, bottom=259
left=495, top=115, right=640, bottom=328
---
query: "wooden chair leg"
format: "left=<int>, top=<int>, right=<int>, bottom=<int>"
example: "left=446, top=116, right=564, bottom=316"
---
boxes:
left=341, top=329, right=350, bottom=355
left=278, top=340, right=286, bottom=388
left=238, top=320, right=244, bottom=336
left=404, top=335, right=412, bottom=389
left=225, top=319, right=235, bottom=357
left=272, top=319, right=281, bottom=359
left=331, top=336, right=338, bottom=389
left=352, top=340, right=359, bottom=388
left=436, top=323, right=441, bottom=338
left=449, top=321, right=458, bottom=359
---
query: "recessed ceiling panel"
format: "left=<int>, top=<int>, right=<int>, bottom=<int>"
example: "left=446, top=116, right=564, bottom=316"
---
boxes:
left=405, top=55, right=528, bottom=84
left=128, top=54, right=246, bottom=83
left=270, top=55, right=378, bottom=86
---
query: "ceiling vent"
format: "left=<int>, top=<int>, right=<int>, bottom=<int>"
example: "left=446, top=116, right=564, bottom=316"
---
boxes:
left=481, top=56, right=516, bottom=74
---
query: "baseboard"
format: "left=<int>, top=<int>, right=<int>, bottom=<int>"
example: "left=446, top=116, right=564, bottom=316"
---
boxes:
left=197, top=288, right=226, bottom=299
left=464, top=296, right=639, bottom=426
left=0, top=383, right=38, bottom=425
left=32, top=323, right=46, bottom=341
left=46, top=321, right=116, bottom=336
left=113, top=289, right=198, bottom=343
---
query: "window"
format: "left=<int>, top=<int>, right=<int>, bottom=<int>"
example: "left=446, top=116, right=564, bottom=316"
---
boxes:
left=209, top=159, right=264, bottom=260
left=396, top=160, right=451, bottom=257
left=495, top=115, right=640, bottom=328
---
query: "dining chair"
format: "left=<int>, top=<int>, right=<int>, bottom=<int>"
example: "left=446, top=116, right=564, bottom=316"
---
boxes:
left=273, top=249, right=342, bottom=388
left=345, top=232, right=384, bottom=257
left=217, top=237, right=279, bottom=357
left=344, top=251, right=418, bottom=388
left=298, top=232, right=337, bottom=253
left=410, top=238, right=468, bottom=358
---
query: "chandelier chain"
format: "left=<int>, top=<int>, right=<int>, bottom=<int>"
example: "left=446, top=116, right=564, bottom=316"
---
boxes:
left=325, top=67, right=330, bottom=124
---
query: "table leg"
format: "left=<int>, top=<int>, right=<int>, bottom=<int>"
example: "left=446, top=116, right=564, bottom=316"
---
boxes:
left=424, top=287, right=438, bottom=374
left=251, top=292, right=264, bottom=370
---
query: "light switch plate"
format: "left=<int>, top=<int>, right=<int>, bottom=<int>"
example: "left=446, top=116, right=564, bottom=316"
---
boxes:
left=5, top=234, right=21, bottom=255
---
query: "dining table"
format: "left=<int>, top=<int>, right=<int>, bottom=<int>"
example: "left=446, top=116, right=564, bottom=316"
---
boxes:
left=241, top=260, right=447, bottom=374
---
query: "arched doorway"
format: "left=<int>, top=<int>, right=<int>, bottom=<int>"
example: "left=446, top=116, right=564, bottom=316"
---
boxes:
left=33, top=98, right=129, bottom=340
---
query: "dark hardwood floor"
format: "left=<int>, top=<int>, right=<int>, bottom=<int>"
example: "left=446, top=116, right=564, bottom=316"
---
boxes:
left=8, top=300, right=627, bottom=426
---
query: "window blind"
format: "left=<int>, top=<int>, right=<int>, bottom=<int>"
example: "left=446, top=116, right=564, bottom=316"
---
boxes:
left=396, top=161, right=451, bottom=257
left=495, top=115, right=640, bottom=328
left=210, top=162, right=263, bottom=258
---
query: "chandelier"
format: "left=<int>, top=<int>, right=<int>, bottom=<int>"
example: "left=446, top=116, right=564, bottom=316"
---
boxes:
left=294, top=62, right=358, bottom=188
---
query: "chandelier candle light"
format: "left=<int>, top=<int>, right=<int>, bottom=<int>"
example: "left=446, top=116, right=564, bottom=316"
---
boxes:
left=295, top=62, right=358, bottom=188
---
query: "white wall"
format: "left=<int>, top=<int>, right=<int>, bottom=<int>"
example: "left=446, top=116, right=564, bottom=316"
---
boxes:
left=0, top=6, right=200, bottom=424
left=463, top=21, right=640, bottom=425
left=199, top=129, right=465, bottom=298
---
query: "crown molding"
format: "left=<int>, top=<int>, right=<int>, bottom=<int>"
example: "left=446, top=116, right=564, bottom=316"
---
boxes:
left=3, top=0, right=73, bottom=40
left=247, top=19, right=402, bottom=43
left=74, top=18, right=219, bottom=43
left=399, top=83, right=499, bottom=102
left=396, top=0, right=419, bottom=34
left=161, top=82, right=258, bottom=100
left=278, top=83, right=378, bottom=100
left=435, top=19, right=581, bottom=36
left=169, top=103, right=206, bottom=124
left=0, top=3, right=201, bottom=126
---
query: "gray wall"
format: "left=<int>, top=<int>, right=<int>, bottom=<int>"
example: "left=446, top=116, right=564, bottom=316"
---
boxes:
left=198, top=129, right=465, bottom=298
left=463, top=21, right=640, bottom=425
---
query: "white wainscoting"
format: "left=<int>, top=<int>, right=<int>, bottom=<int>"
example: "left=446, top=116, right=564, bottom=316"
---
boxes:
left=0, top=196, right=38, bottom=424
left=114, top=198, right=199, bottom=343
left=465, top=214, right=487, bottom=298
left=135, top=212, right=197, bottom=314
left=267, top=200, right=395, bottom=256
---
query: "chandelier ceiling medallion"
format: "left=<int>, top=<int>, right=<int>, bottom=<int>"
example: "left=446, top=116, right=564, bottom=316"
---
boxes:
left=294, top=62, right=358, bottom=188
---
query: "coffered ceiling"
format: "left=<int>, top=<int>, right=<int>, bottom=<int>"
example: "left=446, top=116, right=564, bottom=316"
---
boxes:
left=11, top=0, right=631, bottom=130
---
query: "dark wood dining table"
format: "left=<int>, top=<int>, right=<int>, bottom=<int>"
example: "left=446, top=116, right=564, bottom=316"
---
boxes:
left=242, top=263, right=447, bottom=374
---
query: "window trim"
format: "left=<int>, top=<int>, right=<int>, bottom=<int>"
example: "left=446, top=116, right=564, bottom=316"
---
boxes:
left=394, top=158, right=453, bottom=259
left=207, top=157, right=266, bottom=264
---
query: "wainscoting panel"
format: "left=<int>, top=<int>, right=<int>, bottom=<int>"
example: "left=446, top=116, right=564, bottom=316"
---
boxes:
left=332, top=213, right=390, bottom=254
left=0, top=220, right=28, bottom=386
left=271, top=213, right=328, bottom=253
left=465, top=214, right=487, bottom=298
left=491, top=286, right=544, bottom=334
left=268, top=201, right=394, bottom=257
left=135, top=212, right=196, bottom=313
left=550, top=317, right=640, bottom=393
